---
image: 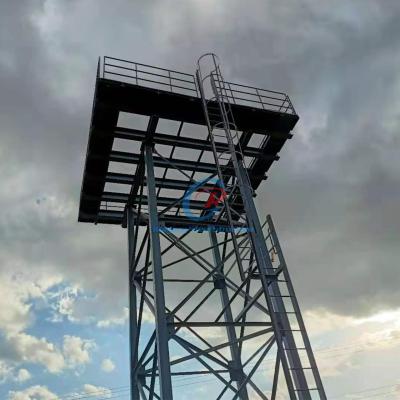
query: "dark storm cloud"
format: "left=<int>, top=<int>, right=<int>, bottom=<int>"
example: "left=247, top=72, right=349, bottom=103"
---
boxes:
left=0, top=0, right=399, bottom=320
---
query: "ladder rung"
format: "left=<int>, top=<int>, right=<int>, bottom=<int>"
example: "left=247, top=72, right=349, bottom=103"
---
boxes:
left=283, top=348, right=306, bottom=351
left=274, top=311, right=297, bottom=314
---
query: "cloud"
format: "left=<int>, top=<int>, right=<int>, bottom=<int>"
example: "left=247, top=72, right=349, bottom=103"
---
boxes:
left=0, top=0, right=398, bottom=332
left=0, top=362, right=31, bottom=384
left=82, top=384, right=111, bottom=399
left=0, top=332, right=96, bottom=375
left=0, top=272, right=97, bottom=376
left=7, top=333, right=96, bottom=373
left=0, top=1, right=400, bottom=397
left=96, top=307, right=129, bottom=328
left=15, top=369, right=31, bottom=383
left=0, top=361, right=13, bottom=384
left=62, top=335, right=95, bottom=369
left=8, top=385, right=58, bottom=400
left=7, top=333, right=65, bottom=374
left=5, top=0, right=398, bottom=321
left=0, top=274, right=65, bottom=374
left=100, top=358, right=115, bottom=373
left=0, top=272, right=61, bottom=336
left=301, top=307, right=400, bottom=379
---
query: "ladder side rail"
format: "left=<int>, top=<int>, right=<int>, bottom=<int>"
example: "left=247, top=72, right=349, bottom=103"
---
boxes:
left=207, top=62, right=312, bottom=399
left=211, top=81, right=308, bottom=397
left=234, top=164, right=310, bottom=400
left=196, top=70, right=248, bottom=280
left=197, top=54, right=316, bottom=398
left=267, top=215, right=327, bottom=400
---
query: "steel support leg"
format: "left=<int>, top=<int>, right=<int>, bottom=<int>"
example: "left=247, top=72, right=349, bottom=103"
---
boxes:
left=128, top=207, right=140, bottom=400
left=236, top=163, right=310, bottom=400
left=144, top=145, right=173, bottom=399
left=209, top=231, right=249, bottom=400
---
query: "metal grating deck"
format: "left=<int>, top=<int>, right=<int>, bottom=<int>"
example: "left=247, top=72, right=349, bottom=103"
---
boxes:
left=78, top=56, right=299, bottom=226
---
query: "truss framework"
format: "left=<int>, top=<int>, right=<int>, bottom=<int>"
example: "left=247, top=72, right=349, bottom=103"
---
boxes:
left=78, top=54, right=326, bottom=399
left=126, top=142, right=326, bottom=399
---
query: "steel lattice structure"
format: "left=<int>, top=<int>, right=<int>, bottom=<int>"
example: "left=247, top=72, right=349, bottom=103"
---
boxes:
left=78, top=53, right=326, bottom=399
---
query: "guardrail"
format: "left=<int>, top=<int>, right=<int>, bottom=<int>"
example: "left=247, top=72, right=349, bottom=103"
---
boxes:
left=98, top=56, right=296, bottom=115
left=212, top=75, right=296, bottom=114
left=101, top=56, right=198, bottom=97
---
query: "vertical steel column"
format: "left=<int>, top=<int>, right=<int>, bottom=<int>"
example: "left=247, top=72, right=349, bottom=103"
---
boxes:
left=236, top=163, right=310, bottom=399
left=209, top=231, right=249, bottom=400
left=127, top=207, right=140, bottom=400
left=144, top=145, right=174, bottom=399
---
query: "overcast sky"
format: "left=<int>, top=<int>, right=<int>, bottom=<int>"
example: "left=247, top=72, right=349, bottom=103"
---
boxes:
left=0, top=0, right=399, bottom=399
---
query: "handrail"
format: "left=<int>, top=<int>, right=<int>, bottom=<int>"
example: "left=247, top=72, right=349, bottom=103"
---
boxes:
left=213, top=75, right=295, bottom=114
left=104, top=63, right=196, bottom=85
left=105, top=56, right=195, bottom=78
left=99, top=56, right=296, bottom=115
left=102, top=56, right=198, bottom=96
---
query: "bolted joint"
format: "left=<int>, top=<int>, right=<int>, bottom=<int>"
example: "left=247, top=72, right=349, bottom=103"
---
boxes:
left=132, top=272, right=142, bottom=285
left=166, top=313, right=175, bottom=336
left=136, top=365, right=146, bottom=386
left=228, top=361, right=245, bottom=382
left=213, top=274, right=226, bottom=290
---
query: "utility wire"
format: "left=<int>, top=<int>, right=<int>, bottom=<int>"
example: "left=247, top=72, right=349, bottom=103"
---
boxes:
left=46, top=336, right=400, bottom=399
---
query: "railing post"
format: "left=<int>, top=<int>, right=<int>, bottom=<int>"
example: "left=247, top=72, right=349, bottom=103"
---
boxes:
left=96, top=57, right=101, bottom=78
left=228, top=82, right=236, bottom=105
left=168, top=70, right=173, bottom=93
left=256, top=88, right=265, bottom=110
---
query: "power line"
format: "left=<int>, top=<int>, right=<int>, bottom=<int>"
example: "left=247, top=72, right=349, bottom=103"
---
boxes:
left=53, top=386, right=129, bottom=400
left=331, top=382, right=400, bottom=400
left=47, top=335, right=400, bottom=399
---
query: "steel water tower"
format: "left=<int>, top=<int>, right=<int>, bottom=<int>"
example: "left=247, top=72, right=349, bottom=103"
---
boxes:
left=78, top=53, right=326, bottom=399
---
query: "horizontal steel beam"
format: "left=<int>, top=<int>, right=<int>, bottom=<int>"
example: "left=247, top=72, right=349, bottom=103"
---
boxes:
left=170, top=328, right=274, bottom=367
left=170, top=322, right=272, bottom=327
left=113, top=127, right=279, bottom=160
left=98, top=192, right=229, bottom=210
left=103, top=172, right=221, bottom=192
left=80, top=209, right=247, bottom=228
left=90, top=152, right=263, bottom=179
left=90, top=150, right=222, bottom=174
